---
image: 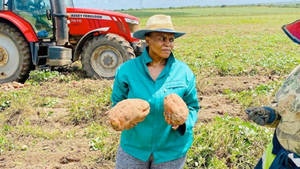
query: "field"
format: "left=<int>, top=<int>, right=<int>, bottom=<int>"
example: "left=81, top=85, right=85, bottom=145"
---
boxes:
left=1, top=6, right=300, bottom=169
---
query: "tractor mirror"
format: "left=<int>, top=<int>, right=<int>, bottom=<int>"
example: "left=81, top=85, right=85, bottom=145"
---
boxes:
left=282, top=19, right=300, bottom=44
left=46, top=9, right=52, bottom=20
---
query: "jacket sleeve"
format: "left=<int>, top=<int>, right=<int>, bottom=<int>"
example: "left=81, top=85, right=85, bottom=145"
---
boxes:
left=266, top=101, right=281, bottom=128
left=178, top=73, right=200, bottom=135
left=111, top=67, right=129, bottom=107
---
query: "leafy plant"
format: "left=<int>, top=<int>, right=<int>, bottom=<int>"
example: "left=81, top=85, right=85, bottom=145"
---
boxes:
left=38, top=97, right=58, bottom=108
left=26, top=70, right=60, bottom=85
left=0, top=100, right=10, bottom=112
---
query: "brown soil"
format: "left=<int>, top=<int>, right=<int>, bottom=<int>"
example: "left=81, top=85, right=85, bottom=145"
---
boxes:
left=197, top=75, right=276, bottom=122
left=0, top=139, right=113, bottom=169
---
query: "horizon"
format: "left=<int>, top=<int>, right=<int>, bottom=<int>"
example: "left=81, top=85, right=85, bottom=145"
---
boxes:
left=73, top=0, right=300, bottom=10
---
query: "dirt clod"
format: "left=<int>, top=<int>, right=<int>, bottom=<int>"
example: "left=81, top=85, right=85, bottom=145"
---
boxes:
left=59, top=156, right=80, bottom=164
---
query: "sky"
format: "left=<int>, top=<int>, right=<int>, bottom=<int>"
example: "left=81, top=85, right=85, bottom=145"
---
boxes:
left=73, top=0, right=298, bottom=10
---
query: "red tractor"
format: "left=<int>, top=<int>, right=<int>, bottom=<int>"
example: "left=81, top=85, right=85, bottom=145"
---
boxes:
left=0, top=0, right=142, bottom=83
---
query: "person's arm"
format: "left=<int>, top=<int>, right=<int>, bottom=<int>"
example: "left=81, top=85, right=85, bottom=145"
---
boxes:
left=111, top=67, right=129, bottom=107
left=245, top=103, right=281, bottom=128
left=178, top=74, right=200, bottom=135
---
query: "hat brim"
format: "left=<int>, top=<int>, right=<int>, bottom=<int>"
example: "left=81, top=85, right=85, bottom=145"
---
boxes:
left=133, top=29, right=185, bottom=40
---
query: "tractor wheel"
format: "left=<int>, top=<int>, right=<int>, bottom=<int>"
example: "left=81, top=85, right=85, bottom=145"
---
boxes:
left=81, top=33, right=135, bottom=79
left=0, top=23, right=32, bottom=83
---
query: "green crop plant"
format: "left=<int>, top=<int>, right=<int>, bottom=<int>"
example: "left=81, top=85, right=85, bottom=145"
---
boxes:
left=186, top=116, right=273, bottom=169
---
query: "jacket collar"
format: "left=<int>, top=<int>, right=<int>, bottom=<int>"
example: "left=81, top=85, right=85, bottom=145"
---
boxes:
left=141, top=47, right=175, bottom=80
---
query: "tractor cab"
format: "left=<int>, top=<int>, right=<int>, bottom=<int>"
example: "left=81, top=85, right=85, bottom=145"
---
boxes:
left=3, top=0, right=74, bottom=39
left=6, top=0, right=53, bottom=39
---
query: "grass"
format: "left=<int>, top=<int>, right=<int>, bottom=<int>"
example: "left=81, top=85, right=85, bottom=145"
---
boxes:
left=223, top=80, right=283, bottom=108
left=85, top=123, right=120, bottom=161
left=122, top=6, right=300, bottom=19
left=186, top=116, right=273, bottom=169
left=67, top=82, right=112, bottom=125
left=0, top=133, right=14, bottom=153
left=0, top=5, right=299, bottom=168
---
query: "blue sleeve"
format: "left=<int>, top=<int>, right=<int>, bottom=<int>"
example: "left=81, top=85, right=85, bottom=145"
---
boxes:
left=111, top=67, right=129, bottom=107
left=178, top=73, right=199, bottom=135
left=263, top=106, right=277, bottom=124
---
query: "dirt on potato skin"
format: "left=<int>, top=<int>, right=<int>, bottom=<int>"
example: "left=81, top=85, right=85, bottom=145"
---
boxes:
left=0, top=73, right=278, bottom=169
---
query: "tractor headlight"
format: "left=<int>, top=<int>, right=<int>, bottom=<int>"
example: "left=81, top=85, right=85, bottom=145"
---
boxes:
left=125, top=18, right=139, bottom=25
left=125, top=18, right=140, bottom=33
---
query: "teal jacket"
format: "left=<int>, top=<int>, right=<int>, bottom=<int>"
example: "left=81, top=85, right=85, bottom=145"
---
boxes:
left=111, top=49, right=199, bottom=164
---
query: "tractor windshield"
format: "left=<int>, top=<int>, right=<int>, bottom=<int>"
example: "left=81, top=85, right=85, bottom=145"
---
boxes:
left=64, top=0, right=74, bottom=8
left=13, top=0, right=53, bottom=39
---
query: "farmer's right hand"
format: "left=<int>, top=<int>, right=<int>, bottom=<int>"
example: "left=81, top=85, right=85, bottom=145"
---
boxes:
left=245, top=106, right=276, bottom=126
left=107, top=99, right=150, bottom=131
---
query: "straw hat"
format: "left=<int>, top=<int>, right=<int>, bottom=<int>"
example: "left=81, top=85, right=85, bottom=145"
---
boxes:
left=133, top=14, right=185, bottom=40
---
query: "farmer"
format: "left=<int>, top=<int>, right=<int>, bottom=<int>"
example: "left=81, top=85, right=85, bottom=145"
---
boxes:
left=110, top=14, right=200, bottom=169
left=245, top=20, right=300, bottom=169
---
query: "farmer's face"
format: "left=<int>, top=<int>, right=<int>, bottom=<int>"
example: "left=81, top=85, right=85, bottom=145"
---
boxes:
left=146, top=32, right=175, bottom=59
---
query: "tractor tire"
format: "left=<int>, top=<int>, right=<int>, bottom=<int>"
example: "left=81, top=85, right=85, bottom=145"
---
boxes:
left=81, top=33, right=135, bottom=79
left=0, top=23, right=32, bottom=83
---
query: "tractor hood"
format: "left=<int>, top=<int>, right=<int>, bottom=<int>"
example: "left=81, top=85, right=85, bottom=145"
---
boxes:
left=66, top=8, right=139, bottom=23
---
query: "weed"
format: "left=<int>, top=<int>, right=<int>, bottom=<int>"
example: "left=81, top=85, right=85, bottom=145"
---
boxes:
left=67, top=85, right=112, bottom=125
left=37, top=97, right=58, bottom=108
left=89, top=137, right=106, bottom=151
left=0, top=135, right=14, bottom=153
left=0, top=100, right=10, bottom=112
left=223, top=80, right=282, bottom=108
left=0, top=126, right=14, bottom=153
left=65, top=129, right=77, bottom=139
left=13, top=125, right=62, bottom=140
left=186, top=116, right=273, bottom=169
left=86, top=123, right=119, bottom=161
left=26, top=70, right=60, bottom=85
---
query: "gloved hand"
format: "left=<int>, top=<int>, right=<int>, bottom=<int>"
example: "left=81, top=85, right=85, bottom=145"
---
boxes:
left=107, top=99, right=150, bottom=131
left=245, top=106, right=276, bottom=125
left=164, top=94, right=189, bottom=126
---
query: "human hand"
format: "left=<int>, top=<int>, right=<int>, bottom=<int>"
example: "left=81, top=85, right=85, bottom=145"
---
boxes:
left=164, top=94, right=189, bottom=126
left=107, top=99, right=150, bottom=131
left=245, top=106, right=275, bottom=125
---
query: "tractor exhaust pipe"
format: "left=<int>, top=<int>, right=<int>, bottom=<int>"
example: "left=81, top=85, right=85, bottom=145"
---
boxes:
left=47, top=0, right=72, bottom=66
left=51, top=0, right=69, bottom=46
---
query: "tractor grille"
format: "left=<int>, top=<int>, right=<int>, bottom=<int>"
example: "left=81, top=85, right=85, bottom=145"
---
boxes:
left=88, top=20, right=101, bottom=30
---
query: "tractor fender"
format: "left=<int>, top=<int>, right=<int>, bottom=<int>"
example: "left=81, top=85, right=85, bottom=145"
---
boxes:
left=0, top=12, right=38, bottom=42
left=73, top=27, right=110, bottom=61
